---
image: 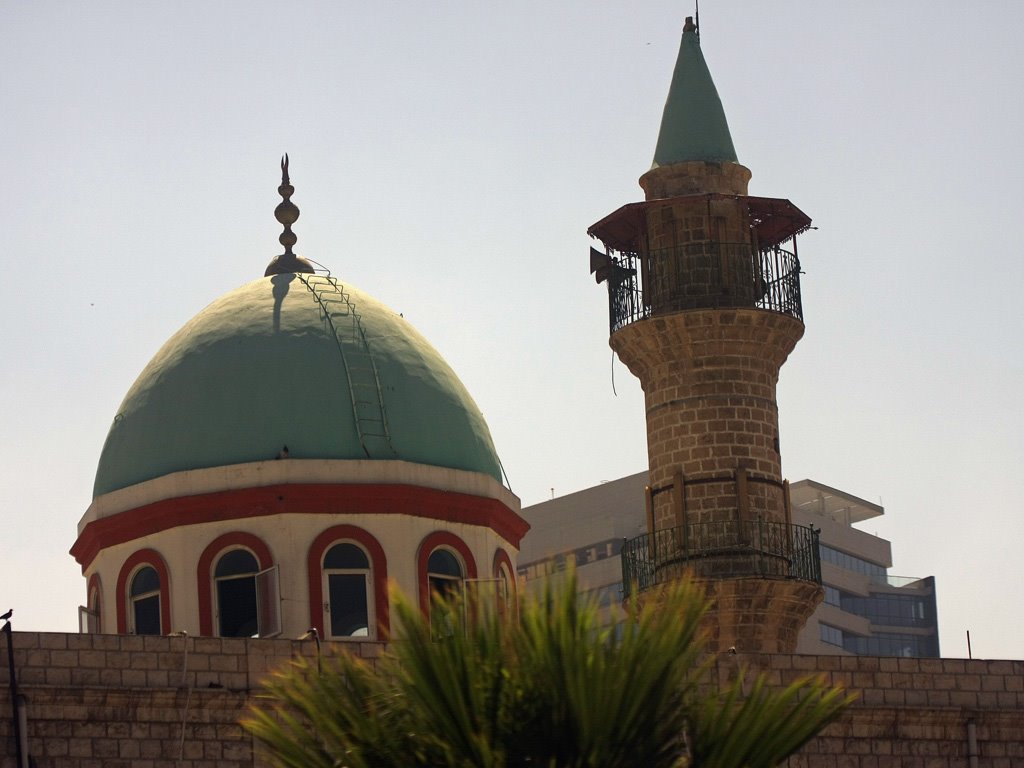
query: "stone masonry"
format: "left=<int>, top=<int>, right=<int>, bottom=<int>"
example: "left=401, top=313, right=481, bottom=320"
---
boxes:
left=607, top=158, right=820, bottom=653
left=0, top=632, right=1021, bottom=767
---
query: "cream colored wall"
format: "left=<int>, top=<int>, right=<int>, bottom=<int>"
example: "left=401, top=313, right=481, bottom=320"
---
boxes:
left=82, top=460, right=522, bottom=638
left=87, top=512, right=516, bottom=638
left=80, top=458, right=518, bottom=532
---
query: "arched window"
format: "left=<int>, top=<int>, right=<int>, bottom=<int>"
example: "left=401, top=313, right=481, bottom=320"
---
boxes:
left=492, top=549, right=517, bottom=621
left=130, top=566, right=162, bottom=636
left=428, top=548, right=464, bottom=601
left=116, top=549, right=171, bottom=635
left=416, top=532, right=477, bottom=620
left=495, top=559, right=512, bottom=620
left=197, top=533, right=275, bottom=637
left=323, top=543, right=373, bottom=639
left=427, top=548, right=465, bottom=638
left=307, top=526, right=389, bottom=641
left=214, top=549, right=260, bottom=638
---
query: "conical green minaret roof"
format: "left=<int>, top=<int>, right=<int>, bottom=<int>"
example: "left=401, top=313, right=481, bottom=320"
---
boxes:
left=651, top=18, right=738, bottom=167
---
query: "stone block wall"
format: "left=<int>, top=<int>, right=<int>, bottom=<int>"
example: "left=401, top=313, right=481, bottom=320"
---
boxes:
left=610, top=309, right=804, bottom=532
left=0, top=632, right=1020, bottom=767
left=759, top=653, right=1024, bottom=768
left=0, top=631, right=383, bottom=768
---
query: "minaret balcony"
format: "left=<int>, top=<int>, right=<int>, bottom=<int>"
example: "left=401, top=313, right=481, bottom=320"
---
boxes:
left=621, top=520, right=821, bottom=597
left=606, top=242, right=802, bottom=335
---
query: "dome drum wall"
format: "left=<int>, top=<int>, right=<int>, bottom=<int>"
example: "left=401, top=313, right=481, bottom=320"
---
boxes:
left=82, top=502, right=522, bottom=640
left=75, top=463, right=525, bottom=568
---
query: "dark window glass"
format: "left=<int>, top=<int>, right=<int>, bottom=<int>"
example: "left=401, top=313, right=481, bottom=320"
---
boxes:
left=427, top=549, right=464, bottom=638
left=215, top=549, right=258, bottom=578
left=131, top=566, right=159, bottom=597
left=839, top=591, right=932, bottom=628
left=218, top=573, right=258, bottom=637
left=130, top=566, right=161, bottom=636
left=328, top=573, right=369, bottom=637
left=215, top=550, right=260, bottom=637
left=323, top=543, right=371, bottom=639
left=819, top=545, right=887, bottom=580
left=819, top=623, right=843, bottom=647
left=324, top=543, right=369, bottom=570
left=134, top=595, right=160, bottom=636
left=428, top=549, right=461, bottom=578
left=842, top=631, right=938, bottom=657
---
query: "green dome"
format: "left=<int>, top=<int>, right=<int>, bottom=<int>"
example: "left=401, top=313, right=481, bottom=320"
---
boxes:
left=93, top=273, right=503, bottom=497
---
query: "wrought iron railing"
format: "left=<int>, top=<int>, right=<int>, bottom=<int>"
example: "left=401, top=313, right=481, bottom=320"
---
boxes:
left=621, top=520, right=821, bottom=597
left=607, top=243, right=802, bottom=334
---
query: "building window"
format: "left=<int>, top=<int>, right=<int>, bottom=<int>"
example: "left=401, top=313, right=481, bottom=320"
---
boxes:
left=215, top=549, right=260, bottom=638
left=130, top=566, right=162, bottom=636
left=428, top=548, right=465, bottom=637
left=197, top=533, right=276, bottom=637
left=416, top=531, right=477, bottom=627
left=491, top=549, right=517, bottom=621
left=842, top=631, right=939, bottom=658
left=496, top=562, right=511, bottom=618
left=428, top=548, right=464, bottom=600
left=819, top=623, right=843, bottom=648
left=116, top=549, right=171, bottom=635
left=323, top=543, right=373, bottom=639
left=80, top=578, right=102, bottom=634
left=307, top=525, right=389, bottom=640
left=823, top=585, right=841, bottom=607
left=819, top=545, right=887, bottom=581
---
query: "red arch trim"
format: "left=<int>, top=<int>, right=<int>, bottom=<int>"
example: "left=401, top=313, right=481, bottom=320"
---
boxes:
left=196, top=532, right=274, bottom=637
left=307, top=525, right=390, bottom=640
left=417, top=531, right=477, bottom=614
left=115, top=549, right=172, bottom=635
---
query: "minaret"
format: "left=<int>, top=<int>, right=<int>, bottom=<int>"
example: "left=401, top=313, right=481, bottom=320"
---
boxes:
left=590, top=17, right=822, bottom=653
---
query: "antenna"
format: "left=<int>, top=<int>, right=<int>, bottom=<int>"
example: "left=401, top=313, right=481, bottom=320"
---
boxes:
left=695, top=0, right=700, bottom=39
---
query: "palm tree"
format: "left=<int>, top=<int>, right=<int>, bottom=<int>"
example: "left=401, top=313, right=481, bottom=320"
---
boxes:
left=243, top=575, right=851, bottom=767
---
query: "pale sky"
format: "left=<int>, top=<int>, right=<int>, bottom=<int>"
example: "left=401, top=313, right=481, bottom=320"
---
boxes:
left=2, top=1, right=1022, bottom=660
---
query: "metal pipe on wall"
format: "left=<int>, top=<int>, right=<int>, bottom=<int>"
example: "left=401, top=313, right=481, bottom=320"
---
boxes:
left=2, top=615, right=26, bottom=768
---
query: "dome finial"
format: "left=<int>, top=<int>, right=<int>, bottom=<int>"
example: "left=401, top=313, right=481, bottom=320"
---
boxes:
left=265, top=153, right=315, bottom=276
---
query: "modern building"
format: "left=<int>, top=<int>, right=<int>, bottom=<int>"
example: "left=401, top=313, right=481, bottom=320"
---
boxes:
left=518, top=473, right=940, bottom=658
left=517, top=473, right=648, bottom=627
left=791, top=479, right=939, bottom=657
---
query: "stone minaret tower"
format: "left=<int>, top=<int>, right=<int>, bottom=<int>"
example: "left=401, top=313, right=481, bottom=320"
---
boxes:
left=590, top=18, right=822, bottom=653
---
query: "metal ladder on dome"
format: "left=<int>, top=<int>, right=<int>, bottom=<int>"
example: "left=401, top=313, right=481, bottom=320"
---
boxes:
left=297, top=270, right=397, bottom=459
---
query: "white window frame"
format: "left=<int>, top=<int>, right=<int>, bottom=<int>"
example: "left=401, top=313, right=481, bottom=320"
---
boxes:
left=255, top=564, right=282, bottom=638
left=322, top=542, right=374, bottom=641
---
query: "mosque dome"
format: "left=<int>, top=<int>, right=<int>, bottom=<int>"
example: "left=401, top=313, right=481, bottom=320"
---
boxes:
left=92, top=272, right=503, bottom=498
